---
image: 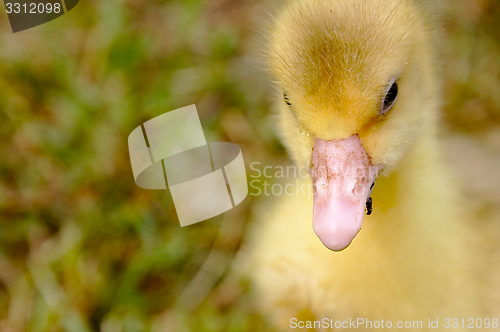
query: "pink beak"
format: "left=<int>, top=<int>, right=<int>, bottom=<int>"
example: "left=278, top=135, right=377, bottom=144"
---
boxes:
left=311, top=135, right=381, bottom=251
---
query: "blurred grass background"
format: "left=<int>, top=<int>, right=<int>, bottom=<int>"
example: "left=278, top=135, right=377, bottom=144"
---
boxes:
left=0, top=0, right=499, bottom=331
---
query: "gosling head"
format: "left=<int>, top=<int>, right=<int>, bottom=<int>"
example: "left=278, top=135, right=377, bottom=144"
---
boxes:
left=266, top=0, right=440, bottom=251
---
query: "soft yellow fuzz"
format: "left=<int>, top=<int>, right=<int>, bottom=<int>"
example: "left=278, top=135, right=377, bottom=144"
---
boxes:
left=241, top=0, right=499, bottom=330
left=268, top=0, right=439, bottom=174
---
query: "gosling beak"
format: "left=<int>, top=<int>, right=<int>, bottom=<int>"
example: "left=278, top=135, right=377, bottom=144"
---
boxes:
left=311, top=135, right=381, bottom=251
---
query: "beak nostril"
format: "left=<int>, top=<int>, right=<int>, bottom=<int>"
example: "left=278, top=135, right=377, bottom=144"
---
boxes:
left=346, top=179, right=357, bottom=195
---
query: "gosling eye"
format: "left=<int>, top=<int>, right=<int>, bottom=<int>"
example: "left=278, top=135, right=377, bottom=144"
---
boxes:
left=284, top=91, right=292, bottom=107
left=380, top=79, right=399, bottom=116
